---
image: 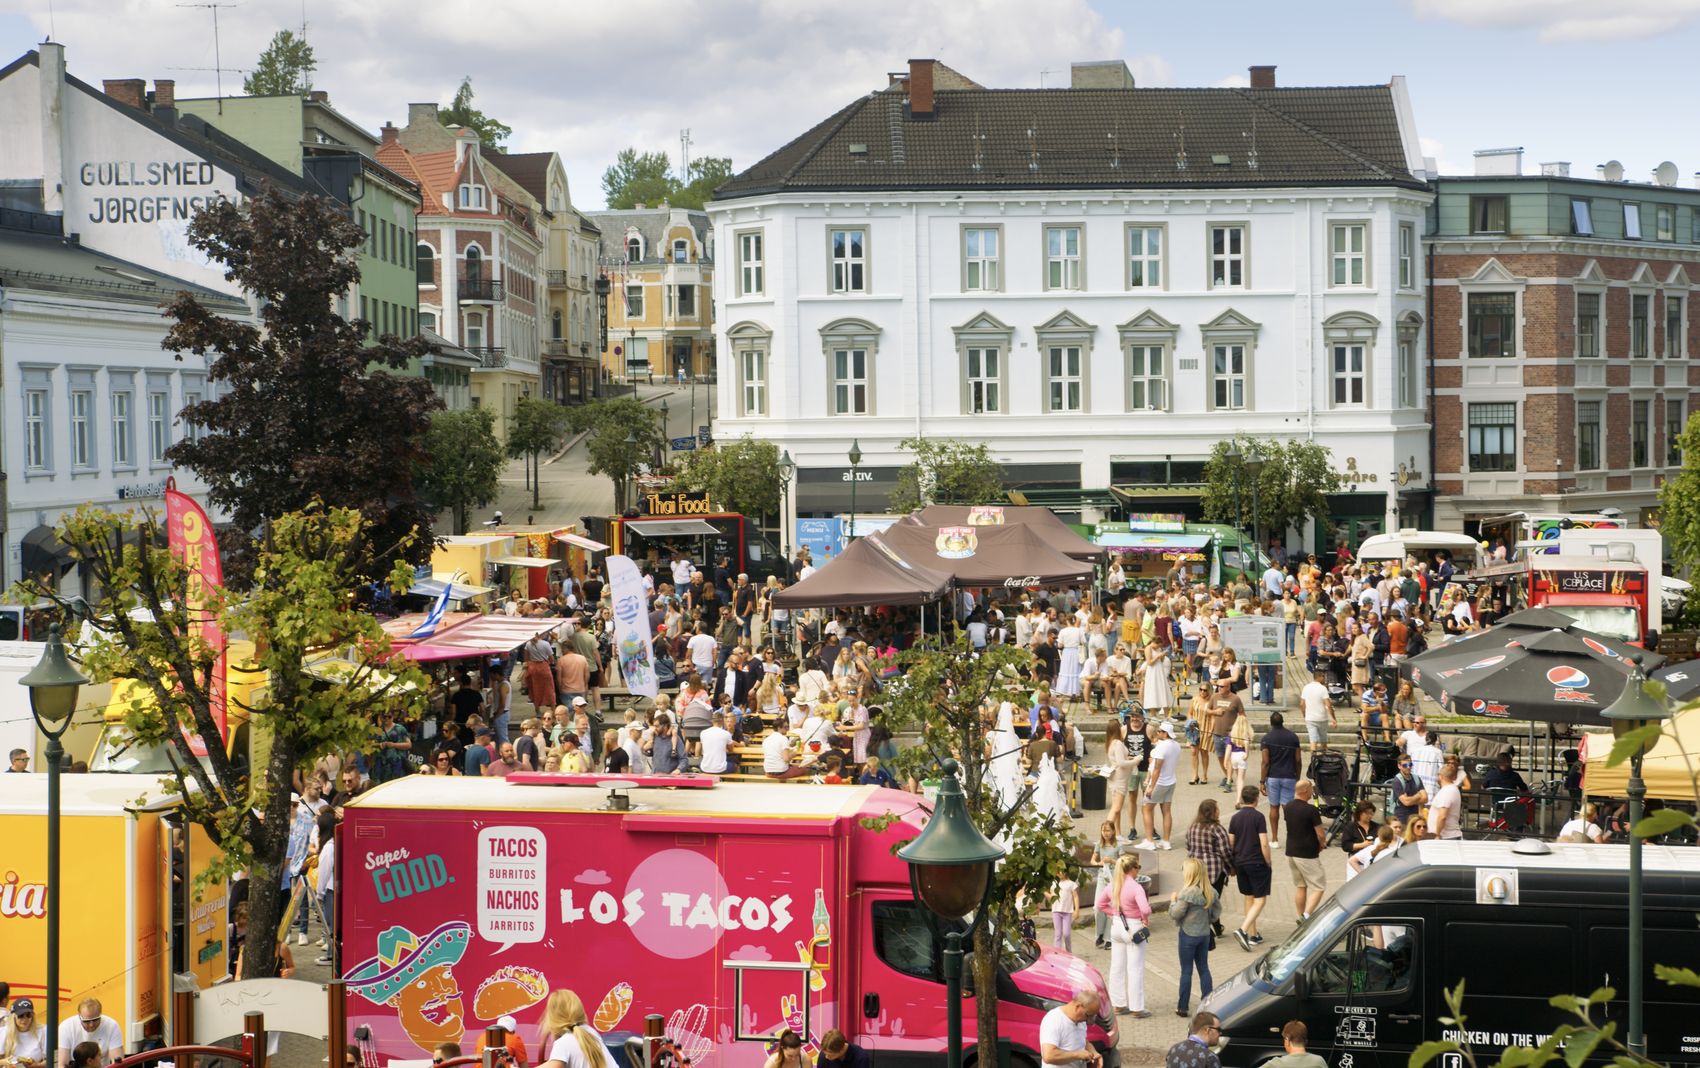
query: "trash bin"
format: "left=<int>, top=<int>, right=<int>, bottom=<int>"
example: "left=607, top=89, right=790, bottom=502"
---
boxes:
left=1377, top=662, right=1400, bottom=692
left=1079, top=772, right=1107, bottom=810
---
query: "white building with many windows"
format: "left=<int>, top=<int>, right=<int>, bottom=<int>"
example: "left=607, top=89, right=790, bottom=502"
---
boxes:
left=708, top=60, right=1439, bottom=557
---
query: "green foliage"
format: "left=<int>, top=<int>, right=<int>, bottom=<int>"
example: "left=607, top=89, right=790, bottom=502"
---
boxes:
left=1605, top=723, right=1666, bottom=767
left=21, top=504, right=427, bottom=980
left=1632, top=807, right=1696, bottom=838
left=1655, top=964, right=1700, bottom=988
left=419, top=408, right=504, bottom=534
left=507, top=398, right=568, bottom=509
left=889, top=437, right=1006, bottom=513
left=666, top=434, right=781, bottom=519
left=565, top=397, right=668, bottom=512
left=1200, top=434, right=1344, bottom=545
left=602, top=150, right=734, bottom=211
left=866, top=636, right=1085, bottom=1055
left=1659, top=409, right=1700, bottom=571
left=440, top=77, right=512, bottom=152
left=1413, top=979, right=1669, bottom=1068
left=243, top=29, right=315, bottom=96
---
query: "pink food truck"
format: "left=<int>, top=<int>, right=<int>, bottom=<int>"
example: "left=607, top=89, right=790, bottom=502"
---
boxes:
left=341, top=774, right=1117, bottom=1068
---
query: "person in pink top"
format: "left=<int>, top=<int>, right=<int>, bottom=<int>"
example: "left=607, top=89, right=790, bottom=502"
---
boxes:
left=1095, top=854, right=1152, bottom=1018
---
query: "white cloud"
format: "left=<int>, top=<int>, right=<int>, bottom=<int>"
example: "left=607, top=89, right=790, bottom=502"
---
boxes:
left=1126, top=54, right=1175, bottom=87
left=1211, top=74, right=1251, bottom=88
left=1410, top=0, right=1700, bottom=41
left=1417, top=136, right=1465, bottom=175
left=2, top=0, right=1129, bottom=209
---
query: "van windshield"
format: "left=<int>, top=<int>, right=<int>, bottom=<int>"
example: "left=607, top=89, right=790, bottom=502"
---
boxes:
left=1260, top=903, right=1348, bottom=984
left=1546, top=605, right=1639, bottom=643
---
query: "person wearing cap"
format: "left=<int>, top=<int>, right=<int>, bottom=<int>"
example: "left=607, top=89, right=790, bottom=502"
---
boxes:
left=1137, top=721, right=1182, bottom=850
left=558, top=733, right=591, bottom=774
left=475, top=1015, right=530, bottom=1068
left=2, top=999, right=46, bottom=1068
left=464, top=727, right=495, bottom=777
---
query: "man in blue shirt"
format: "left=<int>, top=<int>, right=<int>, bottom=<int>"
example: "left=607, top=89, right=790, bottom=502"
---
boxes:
left=464, top=727, right=494, bottom=776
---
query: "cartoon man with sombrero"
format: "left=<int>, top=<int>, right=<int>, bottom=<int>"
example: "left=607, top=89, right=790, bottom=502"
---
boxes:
left=347, top=921, right=472, bottom=1053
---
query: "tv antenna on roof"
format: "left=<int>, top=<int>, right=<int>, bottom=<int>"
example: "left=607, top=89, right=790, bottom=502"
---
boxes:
left=176, top=2, right=246, bottom=113
left=1040, top=68, right=1057, bottom=88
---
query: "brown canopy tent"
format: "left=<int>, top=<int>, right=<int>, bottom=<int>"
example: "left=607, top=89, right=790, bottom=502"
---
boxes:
left=877, top=521, right=1095, bottom=588
left=771, top=531, right=954, bottom=609
left=912, top=504, right=1108, bottom=563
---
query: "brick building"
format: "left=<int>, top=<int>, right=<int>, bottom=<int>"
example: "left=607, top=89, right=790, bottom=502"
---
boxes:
left=1428, top=150, right=1700, bottom=534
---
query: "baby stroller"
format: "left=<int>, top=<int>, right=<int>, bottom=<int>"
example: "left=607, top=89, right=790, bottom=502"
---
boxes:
left=1362, top=738, right=1402, bottom=784
left=1307, top=748, right=1350, bottom=820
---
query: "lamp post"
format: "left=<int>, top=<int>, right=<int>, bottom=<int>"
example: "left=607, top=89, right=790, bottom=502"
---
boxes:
left=1601, top=653, right=1671, bottom=1061
left=1244, top=444, right=1265, bottom=561
left=1225, top=441, right=1245, bottom=548
left=623, top=428, right=639, bottom=513
left=21, top=623, right=91, bottom=1068
left=847, top=439, right=864, bottom=544
left=897, top=759, right=1005, bottom=1068
left=778, top=450, right=796, bottom=562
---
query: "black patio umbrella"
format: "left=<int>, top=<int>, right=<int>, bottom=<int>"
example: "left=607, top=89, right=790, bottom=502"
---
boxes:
left=1400, top=620, right=1665, bottom=727
left=1649, top=659, right=1700, bottom=704
left=18, top=524, right=76, bottom=580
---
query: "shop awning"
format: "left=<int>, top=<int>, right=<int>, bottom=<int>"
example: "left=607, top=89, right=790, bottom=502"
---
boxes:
left=489, top=555, right=554, bottom=568
left=1094, top=533, right=1213, bottom=552
left=410, top=578, right=493, bottom=601
left=554, top=532, right=609, bottom=551
left=628, top=519, right=722, bottom=537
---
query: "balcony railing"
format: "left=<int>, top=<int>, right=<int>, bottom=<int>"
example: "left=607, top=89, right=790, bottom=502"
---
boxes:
left=459, top=278, right=504, bottom=302
left=546, top=270, right=569, bottom=288
left=543, top=340, right=593, bottom=359
left=466, top=347, right=507, bottom=368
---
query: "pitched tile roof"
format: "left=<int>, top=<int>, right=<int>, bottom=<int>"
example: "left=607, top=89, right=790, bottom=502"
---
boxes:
left=714, top=83, right=1423, bottom=200
left=583, top=207, right=711, bottom=265
left=492, top=151, right=553, bottom=203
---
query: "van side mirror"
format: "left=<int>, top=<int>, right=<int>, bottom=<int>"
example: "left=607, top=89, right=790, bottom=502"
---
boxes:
left=1292, top=971, right=1309, bottom=1000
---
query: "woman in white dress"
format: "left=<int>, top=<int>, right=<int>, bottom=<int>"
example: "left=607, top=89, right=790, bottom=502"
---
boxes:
left=1141, top=643, right=1174, bottom=715
left=1055, top=621, right=1084, bottom=698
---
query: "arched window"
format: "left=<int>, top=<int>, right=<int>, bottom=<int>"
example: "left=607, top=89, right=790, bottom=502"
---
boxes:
left=416, top=243, right=435, bottom=285
left=673, top=238, right=688, bottom=264
left=627, top=236, right=642, bottom=263
left=465, top=245, right=482, bottom=281
left=552, top=309, right=562, bottom=340
left=420, top=311, right=436, bottom=332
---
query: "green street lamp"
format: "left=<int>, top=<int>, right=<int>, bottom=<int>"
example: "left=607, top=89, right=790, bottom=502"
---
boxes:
left=897, top=759, right=1005, bottom=1068
left=1601, top=653, right=1671, bottom=1061
left=847, top=440, right=864, bottom=545
left=21, top=623, right=91, bottom=1068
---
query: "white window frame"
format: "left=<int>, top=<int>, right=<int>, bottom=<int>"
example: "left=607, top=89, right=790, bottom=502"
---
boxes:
left=1322, top=311, right=1378, bottom=409
left=1657, top=206, right=1674, bottom=243
left=182, top=390, right=202, bottom=444
left=1467, top=402, right=1518, bottom=473
left=676, top=284, right=696, bottom=320
left=149, top=390, right=169, bottom=464
left=1045, top=345, right=1084, bottom=412
left=1576, top=400, right=1602, bottom=471
left=458, top=184, right=485, bottom=210
left=70, top=389, right=92, bottom=468
left=1199, top=309, right=1260, bottom=411
left=1330, top=222, right=1369, bottom=288
left=1576, top=289, right=1603, bottom=358
left=1126, top=224, right=1165, bottom=290
left=1396, top=312, right=1423, bottom=410
left=737, top=231, right=764, bottom=297
left=1571, top=199, right=1594, bottom=236
left=465, top=311, right=485, bottom=350
left=1398, top=223, right=1416, bottom=289
left=1668, top=398, right=1685, bottom=466
left=962, top=226, right=1003, bottom=293
left=1034, top=310, right=1095, bottom=414
left=833, top=349, right=870, bottom=414
left=728, top=320, right=773, bottom=419
left=1625, top=203, right=1643, bottom=240
left=1044, top=225, right=1084, bottom=291
left=1126, top=346, right=1167, bottom=412
left=951, top=312, right=1013, bottom=415
left=829, top=228, right=868, bottom=294
left=1632, top=399, right=1651, bottom=468
left=1116, top=310, right=1178, bottom=413
left=626, top=234, right=644, bottom=262
left=741, top=349, right=766, bottom=415
left=673, top=238, right=689, bottom=264
left=1209, top=224, right=1247, bottom=289
left=24, top=387, right=47, bottom=471
left=112, top=389, right=134, bottom=468
left=819, top=318, right=880, bottom=417
left=625, top=282, right=644, bottom=319
left=1631, top=293, right=1651, bottom=358
left=1666, top=292, right=1685, bottom=359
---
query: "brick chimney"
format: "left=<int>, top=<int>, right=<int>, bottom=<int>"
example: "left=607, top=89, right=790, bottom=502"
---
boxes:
left=908, top=58, right=935, bottom=118
left=152, top=79, right=174, bottom=107
left=103, top=78, right=146, bottom=109
left=1249, top=65, right=1276, bottom=88
left=309, top=90, right=328, bottom=103
left=381, top=123, right=400, bottom=144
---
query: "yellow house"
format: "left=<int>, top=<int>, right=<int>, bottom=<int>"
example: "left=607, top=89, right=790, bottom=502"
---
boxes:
left=589, top=204, right=716, bottom=380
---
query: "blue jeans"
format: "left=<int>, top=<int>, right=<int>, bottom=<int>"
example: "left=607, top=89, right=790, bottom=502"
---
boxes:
left=1257, top=664, right=1276, bottom=704
left=1285, top=622, right=1299, bottom=656
left=1177, top=929, right=1214, bottom=1010
left=492, top=710, right=510, bottom=745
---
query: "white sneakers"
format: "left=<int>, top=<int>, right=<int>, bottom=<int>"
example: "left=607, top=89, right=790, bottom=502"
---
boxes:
left=1135, top=839, right=1156, bottom=850
left=297, top=932, right=309, bottom=945
left=1271, top=840, right=1283, bottom=849
left=1134, top=839, right=1173, bottom=850
left=1158, top=840, right=1173, bottom=850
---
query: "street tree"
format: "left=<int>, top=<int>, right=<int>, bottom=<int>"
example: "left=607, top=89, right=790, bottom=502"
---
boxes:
left=507, top=397, right=567, bottom=508
left=602, top=152, right=735, bottom=212
left=564, top=397, right=667, bottom=513
left=1659, top=410, right=1700, bottom=570
left=889, top=437, right=1006, bottom=513
left=243, top=29, right=315, bottom=96
left=419, top=408, right=505, bottom=534
left=666, top=434, right=780, bottom=519
left=439, top=77, right=512, bottom=152
left=21, top=503, right=427, bottom=981
left=1200, top=434, right=1344, bottom=549
left=868, top=637, right=1086, bottom=1054
left=162, top=186, right=443, bottom=584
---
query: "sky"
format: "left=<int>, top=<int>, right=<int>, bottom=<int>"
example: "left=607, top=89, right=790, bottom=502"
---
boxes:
left=4, top=0, right=1700, bottom=213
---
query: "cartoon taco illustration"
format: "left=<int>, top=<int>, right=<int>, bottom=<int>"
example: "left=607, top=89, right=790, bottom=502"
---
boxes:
left=347, top=922, right=472, bottom=1053
left=474, top=965, right=551, bottom=1020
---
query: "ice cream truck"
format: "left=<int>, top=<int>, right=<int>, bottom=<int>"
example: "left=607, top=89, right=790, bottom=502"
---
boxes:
left=341, top=775, right=1118, bottom=1068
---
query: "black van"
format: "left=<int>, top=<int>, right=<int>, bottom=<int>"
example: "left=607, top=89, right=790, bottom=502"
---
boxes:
left=1202, top=839, right=1700, bottom=1068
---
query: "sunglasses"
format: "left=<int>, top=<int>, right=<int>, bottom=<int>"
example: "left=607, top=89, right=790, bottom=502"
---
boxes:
left=15, top=1013, right=34, bottom=1020
left=1400, top=762, right=1413, bottom=768
left=436, top=756, right=451, bottom=763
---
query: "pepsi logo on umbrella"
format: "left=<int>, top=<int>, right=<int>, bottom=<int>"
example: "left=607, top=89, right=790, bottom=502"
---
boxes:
left=1548, top=664, right=1596, bottom=703
left=1582, top=637, right=1621, bottom=660
left=1467, top=655, right=1507, bottom=670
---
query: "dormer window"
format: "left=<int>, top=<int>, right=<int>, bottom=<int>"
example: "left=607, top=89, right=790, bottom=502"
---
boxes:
left=459, top=185, right=485, bottom=210
left=673, top=239, right=688, bottom=264
left=627, top=236, right=643, bottom=263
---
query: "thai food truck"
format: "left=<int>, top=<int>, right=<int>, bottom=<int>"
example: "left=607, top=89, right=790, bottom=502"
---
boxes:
left=342, top=775, right=1118, bottom=1068
left=584, top=491, right=785, bottom=583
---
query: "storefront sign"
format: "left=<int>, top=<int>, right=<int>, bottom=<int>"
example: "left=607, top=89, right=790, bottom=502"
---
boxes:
left=116, top=481, right=168, bottom=500
left=642, top=491, right=714, bottom=515
left=1339, top=457, right=1379, bottom=484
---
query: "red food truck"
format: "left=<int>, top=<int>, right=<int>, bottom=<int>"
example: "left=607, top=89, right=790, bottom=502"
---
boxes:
left=1467, top=553, right=1652, bottom=646
left=341, top=775, right=1117, bottom=1068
